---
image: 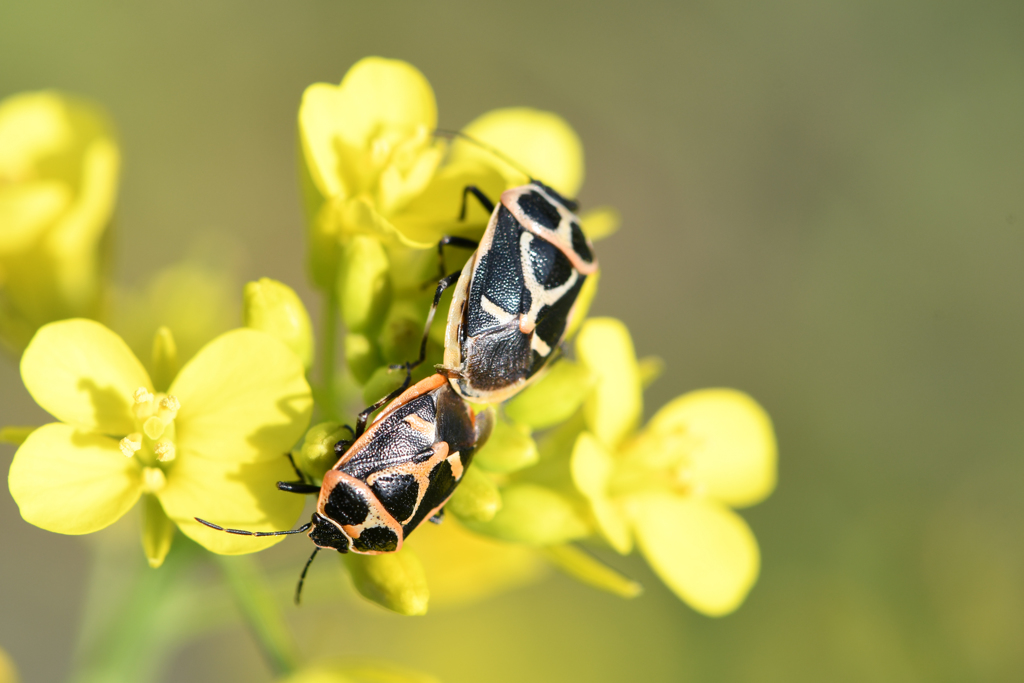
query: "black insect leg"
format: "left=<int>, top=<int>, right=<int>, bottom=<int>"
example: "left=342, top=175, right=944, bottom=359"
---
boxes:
left=286, top=452, right=308, bottom=483
left=429, top=507, right=445, bottom=525
left=354, top=365, right=413, bottom=438
left=276, top=481, right=322, bottom=494
left=294, top=546, right=320, bottom=605
left=434, top=235, right=479, bottom=282
left=459, top=185, right=495, bottom=221
left=397, top=271, right=462, bottom=375
left=276, top=452, right=321, bottom=493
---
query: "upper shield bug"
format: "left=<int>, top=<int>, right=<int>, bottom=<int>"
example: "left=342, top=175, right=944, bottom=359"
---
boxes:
left=197, top=371, right=493, bottom=603
left=403, top=132, right=599, bottom=404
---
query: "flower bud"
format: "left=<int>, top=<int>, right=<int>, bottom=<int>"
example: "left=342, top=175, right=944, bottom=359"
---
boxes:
left=465, top=483, right=589, bottom=546
left=243, top=278, right=314, bottom=369
left=472, top=419, right=538, bottom=474
left=378, top=298, right=427, bottom=366
left=344, top=333, right=382, bottom=384
left=299, top=421, right=351, bottom=480
left=447, top=467, right=502, bottom=522
left=504, top=360, right=593, bottom=430
left=343, top=550, right=429, bottom=615
left=150, top=326, right=179, bottom=392
left=337, top=235, right=391, bottom=334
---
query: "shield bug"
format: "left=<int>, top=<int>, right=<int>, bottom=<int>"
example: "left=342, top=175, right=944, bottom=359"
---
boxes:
left=403, top=133, right=599, bottom=404
left=197, top=372, right=493, bottom=602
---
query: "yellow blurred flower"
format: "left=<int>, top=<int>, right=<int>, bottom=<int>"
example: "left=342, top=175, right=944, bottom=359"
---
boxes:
left=7, top=319, right=313, bottom=567
left=0, top=91, right=119, bottom=352
left=297, top=56, right=588, bottom=290
left=278, top=660, right=439, bottom=683
left=0, top=646, right=17, bottom=683
left=574, top=318, right=776, bottom=616
left=469, top=317, right=777, bottom=616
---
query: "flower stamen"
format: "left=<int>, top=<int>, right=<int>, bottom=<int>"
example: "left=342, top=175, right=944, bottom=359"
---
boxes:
left=157, top=395, right=180, bottom=422
left=119, top=433, right=142, bottom=458
left=154, top=441, right=176, bottom=463
left=133, top=387, right=155, bottom=419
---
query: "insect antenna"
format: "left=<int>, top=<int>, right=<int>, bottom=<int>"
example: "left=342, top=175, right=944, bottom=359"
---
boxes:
left=195, top=517, right=313, bottom=537
left=434, top=128, right=535, bottom=182
left=294, top=546, right=321, bottom=605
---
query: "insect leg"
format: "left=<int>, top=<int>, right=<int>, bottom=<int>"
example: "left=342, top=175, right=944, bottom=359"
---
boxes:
left=459, top=185, right=495, bottom=221
left=433, top=235, right=479, bottom=282
left=398, top=271, right=462, bottom=374
left=276, top=481, right=322, bottom=494
left=354, top=366, right=413, bottom=438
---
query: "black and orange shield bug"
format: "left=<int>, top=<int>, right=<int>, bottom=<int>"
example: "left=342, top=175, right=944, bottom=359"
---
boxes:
left=402, top=133, right=599, bottom=404
left=197, top=372, right=493, bottom=603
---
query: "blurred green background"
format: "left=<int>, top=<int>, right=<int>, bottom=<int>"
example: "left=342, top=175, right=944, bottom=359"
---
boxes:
left=3, top=1, right=1024, bottom=681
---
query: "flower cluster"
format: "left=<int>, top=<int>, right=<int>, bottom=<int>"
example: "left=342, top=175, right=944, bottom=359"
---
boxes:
left=292, top=57, right=777, bottom=617
left=2, top=56, right=776, bottom=625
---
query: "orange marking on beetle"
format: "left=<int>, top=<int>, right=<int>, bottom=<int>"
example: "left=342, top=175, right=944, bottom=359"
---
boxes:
left=446, top=452, right=464, bottom=480
left=403, top=413, right=435, bottom=436
left=365, top=442, right=451, bottom=525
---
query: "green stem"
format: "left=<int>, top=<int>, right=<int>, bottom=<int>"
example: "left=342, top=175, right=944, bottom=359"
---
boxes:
left=215, top=555, right=299, bottom=678
left=69, top=536, right=199, bottom=683
left=321, top=286, right=338, bottom=419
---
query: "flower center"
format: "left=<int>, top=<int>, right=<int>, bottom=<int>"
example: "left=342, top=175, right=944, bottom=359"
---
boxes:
left=121, top=386, right=180, bottom=466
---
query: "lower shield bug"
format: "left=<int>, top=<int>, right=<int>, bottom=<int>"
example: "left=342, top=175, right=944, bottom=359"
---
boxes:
left=197, top=372, right=493, bottom=602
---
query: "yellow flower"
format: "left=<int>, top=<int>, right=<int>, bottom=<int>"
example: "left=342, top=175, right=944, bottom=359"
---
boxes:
left=278, top=660, right=439, bottom=683
left=7, top=319, right=313, bottom=567
left=0, top=91, right=119, bottom=352
left=571, top=318, right=777, bottom=616
left=297, top=57, right=590, bottom=289
left=0, top=646, right=17, bottom=683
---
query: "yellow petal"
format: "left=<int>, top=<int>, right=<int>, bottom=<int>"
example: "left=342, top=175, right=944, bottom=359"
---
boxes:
left=170, top=329, right=313, bottom=463
left=454, top=108, right=585, bottom=197
left=243, top=278, right=315, bottom=370
left=0, top=645, right=18, bottom=683
left=576, top=318, right=642, bottom=448
left=299, top=58, right=437, bottom=200
left=578, top=206, right=620, bottom=242
left=0, top=181, right=69, bottom=254
left=627, top=493, right=760, bottom=616
left=8, top=423, right=141, bottom=534
left=649, top=389, right=777, bottom=508
left=571, top=432, right=632, bottom=554
left=389, top=160, right=508, bottom=247
left=158, top=452, right=304, bottom=554
left=20, top=319, right=151, bottom=435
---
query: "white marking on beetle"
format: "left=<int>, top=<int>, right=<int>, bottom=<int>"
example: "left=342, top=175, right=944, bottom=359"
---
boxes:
left=518, top=232, right=578, bottom=341
left=480, top=295, right=516, bottom=324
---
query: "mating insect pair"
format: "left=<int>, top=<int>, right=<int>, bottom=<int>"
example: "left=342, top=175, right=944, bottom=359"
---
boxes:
left=198, top=138, right=598, bottom=602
